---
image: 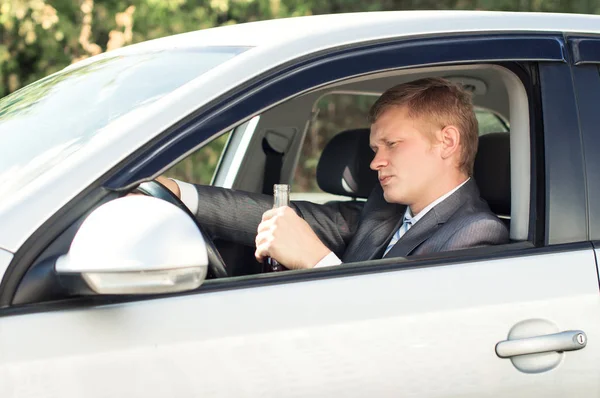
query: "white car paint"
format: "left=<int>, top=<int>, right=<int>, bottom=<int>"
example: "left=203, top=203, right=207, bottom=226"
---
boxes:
left=0, top=249, right=598, bottom=397
left=2, top=11, right=600, bottom=255
left=0, top=248, right=13, bottom=285
left=222, top=115, right=261, bottom=188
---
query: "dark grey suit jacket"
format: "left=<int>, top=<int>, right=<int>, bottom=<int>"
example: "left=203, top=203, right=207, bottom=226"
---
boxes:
left=193, top=178, right=509, bottom=263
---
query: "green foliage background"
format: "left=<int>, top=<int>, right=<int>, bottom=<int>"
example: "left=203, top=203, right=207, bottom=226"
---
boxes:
left=2, top=0, right=599, bottom=98
left=2, top=0, right=599, bottom=186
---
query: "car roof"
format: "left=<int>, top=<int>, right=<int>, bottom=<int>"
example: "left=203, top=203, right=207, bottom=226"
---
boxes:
left=69, top=10, right=600, bottom=69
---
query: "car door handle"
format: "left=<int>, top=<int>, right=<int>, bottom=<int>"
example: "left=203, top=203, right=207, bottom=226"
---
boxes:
left=496, top=330, right=587, bottom=358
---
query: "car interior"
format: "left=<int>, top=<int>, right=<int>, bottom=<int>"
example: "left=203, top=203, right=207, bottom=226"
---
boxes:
left=189, top=63, right=531, bottom=276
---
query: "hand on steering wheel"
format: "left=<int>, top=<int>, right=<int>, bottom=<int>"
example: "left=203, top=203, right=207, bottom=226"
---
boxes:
left=134, top=180, right=228, bottom=279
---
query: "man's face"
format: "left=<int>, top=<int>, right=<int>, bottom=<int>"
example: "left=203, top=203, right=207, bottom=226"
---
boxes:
left=369, top=106, right=445, bottom=210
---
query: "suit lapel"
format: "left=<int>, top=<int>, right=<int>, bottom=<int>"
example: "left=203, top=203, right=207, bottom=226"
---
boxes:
left=343, top=207, right=403, bottom=262
left=383, top=209, right=440, bottom=258
left=367, top=212, right=405, bottom=260
left=341, top=185, right=405, bottom=262
left=383, top=178, right=479, bottom=258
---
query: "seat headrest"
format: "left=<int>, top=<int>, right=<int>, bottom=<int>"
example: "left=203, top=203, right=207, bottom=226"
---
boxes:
left=316, top=128, right=378, bottom=198
left=473, top=132, right=511, bottom=216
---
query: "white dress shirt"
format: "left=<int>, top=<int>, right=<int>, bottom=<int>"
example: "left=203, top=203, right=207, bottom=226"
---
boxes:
left=172, top=178, right=470, bottom=268
left=172, top=179, right=200, bottom=214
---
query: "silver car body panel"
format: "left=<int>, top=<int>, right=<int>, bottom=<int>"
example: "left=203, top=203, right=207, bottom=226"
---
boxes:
left=0, top=248, right=13, bottom=285
left=0, top=248, right=598, bottom=396
left=2, top=11, right=600, bottom=254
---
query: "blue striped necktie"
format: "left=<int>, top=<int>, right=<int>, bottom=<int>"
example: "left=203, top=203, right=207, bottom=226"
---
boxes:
left=383, top=214, right=416, bottom=256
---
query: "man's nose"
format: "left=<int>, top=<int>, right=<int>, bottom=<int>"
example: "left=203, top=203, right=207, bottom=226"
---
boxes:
left=370, top=151, right=387, bottom=170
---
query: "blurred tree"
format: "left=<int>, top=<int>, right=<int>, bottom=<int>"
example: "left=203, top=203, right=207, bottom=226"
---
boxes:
left=164, top=131, right=231, bottom=184
left=3, top=0, right=599, bottom=98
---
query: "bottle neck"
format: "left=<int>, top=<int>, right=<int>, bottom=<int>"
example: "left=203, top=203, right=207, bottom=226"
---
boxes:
left=273, top=184, right=290, bottom=208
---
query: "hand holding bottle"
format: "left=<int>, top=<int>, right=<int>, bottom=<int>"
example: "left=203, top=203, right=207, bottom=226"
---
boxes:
left=254, top=186, right=331, bottom=270
left=265, top=184, right=290, bottom=272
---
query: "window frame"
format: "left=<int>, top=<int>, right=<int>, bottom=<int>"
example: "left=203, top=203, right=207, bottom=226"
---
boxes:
left=568, top=35, right=600, bottom=242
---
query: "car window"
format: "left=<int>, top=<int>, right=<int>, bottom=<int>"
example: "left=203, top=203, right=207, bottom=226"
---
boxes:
left=0, top=46, right=247, bottom=200
left=291, top=93, right=377, bottom=199
left=476, top=109, right=509, bottom=134
left=163, top=131, right=231, bottom=185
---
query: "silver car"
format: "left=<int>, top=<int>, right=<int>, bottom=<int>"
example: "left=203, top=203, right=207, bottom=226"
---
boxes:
left=1, top=10, right=600, bottom=397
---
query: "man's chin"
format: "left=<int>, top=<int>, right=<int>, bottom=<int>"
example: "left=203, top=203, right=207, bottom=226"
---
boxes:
left=382, top=190, right=403, bottom=204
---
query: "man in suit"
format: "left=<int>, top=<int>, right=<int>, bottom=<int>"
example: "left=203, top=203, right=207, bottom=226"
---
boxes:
left=159, top=77, right=509, bottom=270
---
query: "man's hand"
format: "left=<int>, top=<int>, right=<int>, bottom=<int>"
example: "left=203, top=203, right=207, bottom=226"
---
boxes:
left=129, top=176, right=180, bottom=198
left=156, top=176, right=181, bottom=198
left=255, top=206, right=331, bottom=270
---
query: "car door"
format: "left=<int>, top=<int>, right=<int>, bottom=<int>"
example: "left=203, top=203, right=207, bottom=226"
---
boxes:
left=1, top=245, right=598, bottom=398
left=1, top=33, right=599, bottom=398
left=570, top=41, right=600, bottom=396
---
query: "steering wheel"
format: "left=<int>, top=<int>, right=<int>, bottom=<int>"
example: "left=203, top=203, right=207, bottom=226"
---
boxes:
left=134, top=180, right=229, bottom=279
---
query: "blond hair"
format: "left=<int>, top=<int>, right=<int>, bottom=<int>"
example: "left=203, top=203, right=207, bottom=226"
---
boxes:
left=369, top=77, right=479, bottom=176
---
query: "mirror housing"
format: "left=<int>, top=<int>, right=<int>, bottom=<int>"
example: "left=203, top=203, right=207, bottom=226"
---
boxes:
left=56, top=195, right=208, bottom=295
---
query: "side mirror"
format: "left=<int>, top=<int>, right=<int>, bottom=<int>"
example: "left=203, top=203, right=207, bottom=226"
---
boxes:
left=56, top=195, right=208, bottom=295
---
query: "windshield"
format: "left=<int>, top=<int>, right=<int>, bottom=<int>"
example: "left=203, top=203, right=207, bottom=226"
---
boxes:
left=0, top=46, right=247, bottom=199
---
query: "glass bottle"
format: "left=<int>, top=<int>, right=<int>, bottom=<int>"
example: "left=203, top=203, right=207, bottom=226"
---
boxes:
left=264, top=184, right=290, bottom=272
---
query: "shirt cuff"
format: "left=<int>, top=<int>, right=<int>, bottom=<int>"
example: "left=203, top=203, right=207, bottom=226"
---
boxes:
left=171, top=179, right=199, bottom=214
left=313, top=252, right=342, bottom=268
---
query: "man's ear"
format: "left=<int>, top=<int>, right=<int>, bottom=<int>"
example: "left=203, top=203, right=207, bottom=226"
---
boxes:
left=439, top=125, right=461, bottom=159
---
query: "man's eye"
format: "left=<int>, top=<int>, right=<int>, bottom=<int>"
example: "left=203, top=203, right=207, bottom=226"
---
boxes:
left=386, top=141, right=398, bottom=148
